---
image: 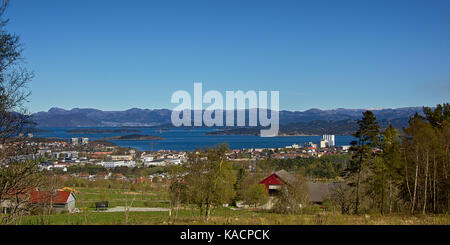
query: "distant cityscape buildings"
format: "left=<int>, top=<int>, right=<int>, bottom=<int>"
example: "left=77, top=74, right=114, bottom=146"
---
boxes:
left=304, top=142, right=317, bottom=148
left=71, top=137, right=89, bottom=145
left=320, top=134, right=335, bottom=148
left=5, top=132, right=356, bottom=177
left=302, top=135, right=336, bottom=149
left=81, top=137, right=89, bottom=145
left=70, top=138, right=78, bottom=145
left=18, top=133, right=34, bottom=138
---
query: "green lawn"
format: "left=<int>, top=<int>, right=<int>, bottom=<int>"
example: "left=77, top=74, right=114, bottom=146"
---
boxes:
left=73, top=186, right=171, bottom=210
left=12, top=186, right=450, bottom=225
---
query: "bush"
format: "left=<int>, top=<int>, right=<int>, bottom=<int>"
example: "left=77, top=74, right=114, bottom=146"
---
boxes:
left=243, top=184, right=268, bottom=207
left=272, top=175, right=309, bottom=214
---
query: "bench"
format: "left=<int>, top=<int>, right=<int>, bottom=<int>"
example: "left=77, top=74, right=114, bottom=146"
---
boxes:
left=95, top=201, right=109, bottom=210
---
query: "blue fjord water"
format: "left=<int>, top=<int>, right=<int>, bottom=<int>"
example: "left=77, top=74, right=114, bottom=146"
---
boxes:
left=34, top=127, right=355, bottom=152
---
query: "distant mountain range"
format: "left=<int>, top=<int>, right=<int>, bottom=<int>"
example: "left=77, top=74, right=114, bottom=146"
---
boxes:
left=32, top=108, right=173, bottom=127
left=30, top=107, right=424, bottom=135
left=207, top=117, right=414, bottom=136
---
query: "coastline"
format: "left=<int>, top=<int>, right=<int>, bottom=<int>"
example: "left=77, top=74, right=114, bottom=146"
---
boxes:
left=100, top=134, right=163, bottom=141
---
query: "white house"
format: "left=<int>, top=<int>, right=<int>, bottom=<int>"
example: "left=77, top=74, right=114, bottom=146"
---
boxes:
left=144, top=159, right=167, bottom=167
left=104, top=161, right=136, bottom=169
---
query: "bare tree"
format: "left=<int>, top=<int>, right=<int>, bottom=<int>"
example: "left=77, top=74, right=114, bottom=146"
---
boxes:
left=329, top=182, right=354, bottom=214
left=0, top=158, right=42, bottom=224
left=0, top=0, right=38, bottom=224
left=272, top=174, right=310, bottom=214
left=123, top=182, right=136, bottom=225
left=0, top=1, right=34, bottom=141
left=167, top=165, right=187, bottom=221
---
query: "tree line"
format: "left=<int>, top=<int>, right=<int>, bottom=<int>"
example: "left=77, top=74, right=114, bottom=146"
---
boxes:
left=339, top=104, right=449, bottom=214
left=257, top=155, right=348, bottom=179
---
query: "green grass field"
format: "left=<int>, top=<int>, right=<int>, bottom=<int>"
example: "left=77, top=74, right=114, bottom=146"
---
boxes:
left=73, top=186, right=171, bottom=209
left=11, top=186, right=449, bottom=225
left=19, top=208, right=449, bottom=225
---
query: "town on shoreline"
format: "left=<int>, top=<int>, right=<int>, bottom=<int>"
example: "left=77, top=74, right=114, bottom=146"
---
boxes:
left=3, top=134, right=348, bottom=181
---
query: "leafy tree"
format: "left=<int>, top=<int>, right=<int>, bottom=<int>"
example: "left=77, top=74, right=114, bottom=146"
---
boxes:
left=402, top=114, right=438, bottom=214
left=243, top=184, right=268, bottom=208
left=183, top=144, right=236, bottom=217
left=423, top=104, right=450, bottom=213
left=381, top=125, right=402, bottom=213
left=400, top=105, right=449, bottom=214
left=67, top=163, right=107, bottom=175
left=169, top=181, right=188, bottom=216
left=347, top=111, right=380, bottom=214
left=366, top=125, right=403, bottom=214
left=423, top=103, right=450, bottom=129
left=257, top=155, right=348, bottom=179
left=233, top=167, right=248, bottom=205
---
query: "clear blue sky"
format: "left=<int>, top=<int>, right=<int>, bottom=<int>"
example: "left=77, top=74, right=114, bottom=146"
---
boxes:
left=5, top=0, right=450, bottom=113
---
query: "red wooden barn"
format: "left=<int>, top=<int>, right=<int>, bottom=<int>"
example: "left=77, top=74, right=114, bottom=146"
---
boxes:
left=259, top=170, right=295, bottom=195
left=260, top=169, right=339, bottom=204
left=31, top=190, right=77, bottom=213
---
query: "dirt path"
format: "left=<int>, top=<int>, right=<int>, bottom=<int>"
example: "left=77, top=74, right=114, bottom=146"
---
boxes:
left=95, top=206, right=170, bottom=212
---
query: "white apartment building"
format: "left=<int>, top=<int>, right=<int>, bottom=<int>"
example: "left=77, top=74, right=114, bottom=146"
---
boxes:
left=80, top=138, right=89, bottom=145
left=322, top=135, right=335, bottom=147
left=104, top=161, right=136, bottom=169
left=319, top=139, right=328, bottom=148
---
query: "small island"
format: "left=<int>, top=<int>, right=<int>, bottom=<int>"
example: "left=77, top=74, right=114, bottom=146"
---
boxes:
left=89, top=140, right=118, bottom=147
left=100, top=134, right=163, bottom=141
left=67, top=129, right=141, bottom=134
left=206, top=127, right=261, bottom=136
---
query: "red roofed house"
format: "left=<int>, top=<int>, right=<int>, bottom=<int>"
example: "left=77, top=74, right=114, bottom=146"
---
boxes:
left=260, top=170, right=338, bottom=204
left=31, top=190, right=77, bottom=213
left=259, top=170, right=295, bottom=195
left=1, top=188, right=36, bottom=214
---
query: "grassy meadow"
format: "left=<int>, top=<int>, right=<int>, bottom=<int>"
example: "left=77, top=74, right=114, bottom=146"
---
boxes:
left=14, top=185, right=449, bottom=225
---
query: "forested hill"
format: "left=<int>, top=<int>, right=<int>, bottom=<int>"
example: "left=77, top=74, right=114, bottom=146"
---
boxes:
left=207, top=117, right=412, bottom=136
